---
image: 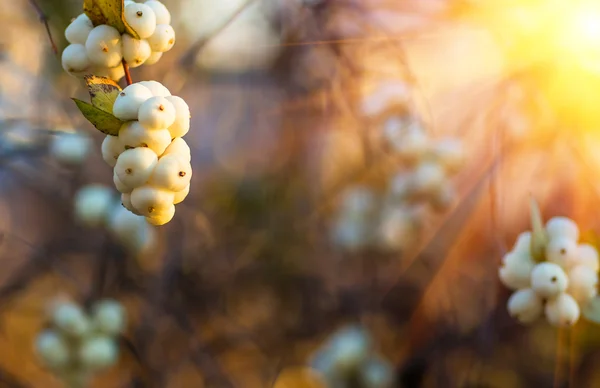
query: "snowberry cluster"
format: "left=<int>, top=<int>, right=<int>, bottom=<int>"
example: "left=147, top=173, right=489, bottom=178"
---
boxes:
left=74, top=184, right=156, bottom=254
left=331, top=81, right=464, bottom=253
left=100, top=81, right=191, bottom=226
left=310, top=326, right=394, bottom=388
left=500, top=217, right=600, bottom=327
left=62, top=0, right=175, bottom=80
left=49, top=131, right=92, bottom=166
left=35, top=299, right=126, bottom=387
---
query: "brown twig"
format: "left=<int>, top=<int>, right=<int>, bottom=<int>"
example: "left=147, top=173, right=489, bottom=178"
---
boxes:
left=122, top=59, right=133, bottom=86
left=179, top=0, right=258, bottom=68
left=28, top=0, right=58, bottom=55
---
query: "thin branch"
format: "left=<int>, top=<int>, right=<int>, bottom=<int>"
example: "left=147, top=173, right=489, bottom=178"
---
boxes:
left=28, top=0, right=58, bottom=55
left=179, top=0, right=258, bottom=68
left=122, top=59, right=133, bottom=86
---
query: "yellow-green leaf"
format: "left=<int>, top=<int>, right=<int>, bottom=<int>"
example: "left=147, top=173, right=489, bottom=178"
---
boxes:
left=529, top=197, right=548, bottom=262
left=84, top=75, right=121, bottom=114
left=83, top=0, right=140, bottom=39
left=73, top=98, right=124, bottom=136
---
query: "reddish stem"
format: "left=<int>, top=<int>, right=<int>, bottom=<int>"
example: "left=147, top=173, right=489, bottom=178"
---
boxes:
left=122, top=59, right=133, bottom=86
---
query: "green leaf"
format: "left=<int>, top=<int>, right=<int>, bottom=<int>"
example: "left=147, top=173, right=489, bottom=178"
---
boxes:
left=83, top=75, right=121, bottom=114
left=73, top=98, right=124, bottom=136
left=529, top=196, right=548, bottom=262
left=83, top=0, right=140, bottom=39
left=583, top=297, right=600, bottom=324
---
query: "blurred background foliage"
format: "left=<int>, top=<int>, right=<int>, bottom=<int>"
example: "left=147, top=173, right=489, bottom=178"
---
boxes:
left=4, top=0, right=600, bottom=387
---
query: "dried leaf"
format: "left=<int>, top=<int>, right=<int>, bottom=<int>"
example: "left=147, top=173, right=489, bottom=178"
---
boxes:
left=83, top=0, right=140, bottom=39
left=73, top=98, right=123, bottom=136
left=83, top=75, right=121, bottom=114
left=529, top=197, right=548, bottom=262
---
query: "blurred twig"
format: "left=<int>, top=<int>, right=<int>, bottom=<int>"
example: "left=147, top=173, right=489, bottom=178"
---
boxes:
left=27, top=0, right=59, bottom=55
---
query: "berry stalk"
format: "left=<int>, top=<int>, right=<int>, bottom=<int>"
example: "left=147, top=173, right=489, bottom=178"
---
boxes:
left=122, top=59, right=133, bottom=86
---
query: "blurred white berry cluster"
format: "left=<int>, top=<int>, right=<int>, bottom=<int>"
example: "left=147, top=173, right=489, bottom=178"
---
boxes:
left=62, top=0, right=175, bottom=80
left=102, top=81, right=192, bottom=226
left=331, top=81, right=464, bottom=253
left=49, top=130, right=92, bottom=166
left=35, top=299, right=126, bottom=387
left=310, top=326, right=394, bottom=388
left=75, top=184, right=156, bottom=254
left=500, top=216, right=600, bottom=327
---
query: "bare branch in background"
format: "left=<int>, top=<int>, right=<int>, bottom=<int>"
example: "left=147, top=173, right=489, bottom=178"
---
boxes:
left=27, top=0, right=59, bottom=55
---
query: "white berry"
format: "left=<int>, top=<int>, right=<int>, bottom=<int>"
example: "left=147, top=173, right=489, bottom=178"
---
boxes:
left=499, top=251, right=535, bottom=290
left=531, top=262, right=568, bottom=298
left=165, top=96, right=191, bottom=138
left=114, top=172, right=132, bottom=194
left=568, top=265, right=598, bottom=304
left=114, top=147, right=158, bottom=189
left=545, top=293, right=580, bottom=327
left=118, top=121, right=172, bottom=155
left=35, top=330, right=70, bottom=369
left=410, top=162, right=446, bottom=197
left=101, top=135, right=123, bottom=167
left=92, top=300, right=127, bottom=336
left=546, top=236, right=578, bottom=268
left=74, top=185, right=115, bottom=227
left=507, top=288, right=543, bottom=324
left=145, top=203, right=175, bottom=225
left=131, top=185, right=175, bottom=217
left=149, top=154, right=192, bottom=192
left=162, top=137, right=191, bottom=162
left=144, top=0, right=171, bottom=25
left=120, top=193, right=139, bottom=214
left=79, top=336, right=119, bottom=371
left=546, top=217, right=579, bottom=241
left=328, top=326, right=370, bottom=372
left=49, top=132, right=91, bottom=165
left=138, top=80, right=171, bottom=97
left=147, top=24, right=175, bottom=52
left=173, top=184, right=190, bottom=204
left=431, top=138, right=464, bottom=173
left=65, top=14, right=94, bottom=45
left=138, top=96, right=176, bottom=130
left=122, top=35, right=151, bottom=68
left=512, top=231, right=532, bottom=256
left=108, top=204, right=147, bottom=239
left=85, top=25, right=123, bottom=68
left=52, top=302, right=91, bottom=337
left=571, top=244, right=600, bottom=271
left=124, top=3, right=157, bottom=39
left=113, top=84, right=153, bottom=121
left=62, top=44, right=91, bottom=73
left=144, top=51, right=163, bottom=65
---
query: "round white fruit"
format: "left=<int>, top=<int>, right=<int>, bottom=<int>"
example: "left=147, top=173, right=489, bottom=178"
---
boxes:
left=173, top=184, right=190, bottom=204
left=118, top=121, right=172, bottom=155
left=35, top=330, right=70, bottom=369
left=124, top=2, right=157, bottom=39
left=49, top=132, right=91, bottom=165
left=145, top=203, right=176, bottom=225
left=62, top=44, right=91, bottom=73
left=65, top=13, right=94, bottom=45
left=144, top=51, right=163, bottom=66
left=101, top=135, right=123, bottom=167
left=52, top=302, right=91, bottom=337
left=120, top=193, right=140, bottom=215
left=114, top=147, right=159, bottom=189
left=85, top=25, right=123, bottom=68
left=530, top=262, right=568, bottom=298
left=571, top=244, right=600, bottom=272
left=79, top=336, right=119, bottom=371
left=122, top=35, right=152, bottom=68
left=138, top=96, right=176, bottom=130
left=568, top=265, right=598, bottom=304
left=92, top=300, right=127, bottom=336
left=499, top=251, right=535, bottom=290
left=113, top=84, right=154, bottom=121
left=545, top=236, right=578, bottom=268
left=147, top=24, right=176, bottom=52
left=545, top=293, right=580, bottom=327
left=114, top=172, right=133, bottom=194
left=149, top=154, right=192, bottom=192
left=130, top=185, right=175, bottom=217
left=108, top=204, right=147, bottom=239
left=546, top=217, right=579, bottom=241
left=410, top=162, right=446, bottom=198
left=144, top=0, right=171, bottom=25
left=162, top=137, right=191, bottom=162
left=512, top=231, right=532, bottom=256
left=138, top=80, right=171, bottom=97
left=74, top=185, right=115, bottom=227
left=165, top=96, right=191, bottom=138
left=328, top=326, right=370, bottom=372
left=507, top=288, right=543, bottom=324
left=431, top=138, right=464, bottom=173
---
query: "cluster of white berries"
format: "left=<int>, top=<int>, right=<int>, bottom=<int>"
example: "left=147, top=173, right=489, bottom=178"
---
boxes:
left=62, top=0, right=175, bottom=80
left=331, top=81, right=464, bottom=253
left=500, top=217, right=600, bottom=327
left=35, top=299, right=126, bottom=387
left=101, top=81, right=192, bottom=226
left=310, top=326, right=394, bottom=388
left=75, top=184, right=155, bottom=254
